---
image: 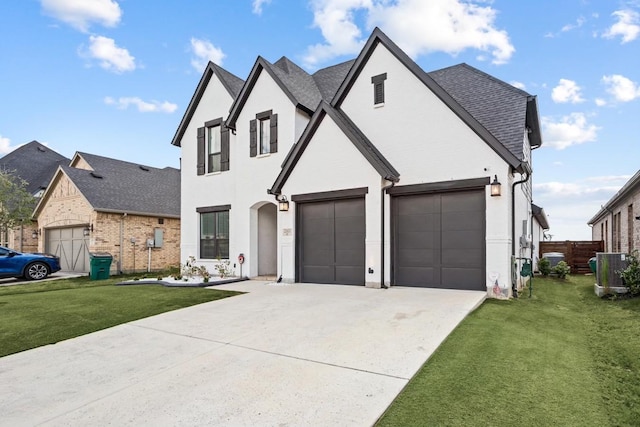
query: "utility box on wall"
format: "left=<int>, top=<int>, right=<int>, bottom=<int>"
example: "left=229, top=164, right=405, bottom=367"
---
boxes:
left=154, top=228, right=163, bottom=248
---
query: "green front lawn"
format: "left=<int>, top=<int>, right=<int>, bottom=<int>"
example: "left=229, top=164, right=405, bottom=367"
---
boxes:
left=0, top=275, right=241, bottom=358
left=377, top=275, right=640, bottom=426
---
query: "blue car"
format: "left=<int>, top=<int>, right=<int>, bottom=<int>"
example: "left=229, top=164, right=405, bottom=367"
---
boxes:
left=0, top=246, right=61, bottom=280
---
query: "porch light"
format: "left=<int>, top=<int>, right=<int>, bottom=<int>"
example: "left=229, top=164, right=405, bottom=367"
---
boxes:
left=490, top=175, right=502, bottom=197
left=32, top=229, right=40, bottom=239
left=83, top=224, right=93, bottom=236
left=278, top=196, right=289, bottom=212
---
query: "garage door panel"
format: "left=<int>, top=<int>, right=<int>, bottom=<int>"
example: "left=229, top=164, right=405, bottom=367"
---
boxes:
left=335, top=217, right=365, bottom=234
left=302, top=266, right=333, bottom=283
left=397, top=249, right=435, bottom=267
left=45, top=227, right=90, bottom=273
left=335, top=249, right=363, bottom=266
left=442, top=213, right=484, bottom=231
left=397, top=231, right=438, bottom=250
left=393, top=189, right=485, bottom=290
left=334, top=199, right=364, bottom=217
left=397, top=267, right=438, bottom=287
left=398, top=213, right=438, bottom=233
left=335, top=266, right=364, bottom=285
left=441, top=249, right=483, bottom=267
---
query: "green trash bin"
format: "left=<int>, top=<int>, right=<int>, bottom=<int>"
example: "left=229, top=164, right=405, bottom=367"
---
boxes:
left=588, top=257, right=597, bottom=274
left=90, top=253, right=113, bottom=280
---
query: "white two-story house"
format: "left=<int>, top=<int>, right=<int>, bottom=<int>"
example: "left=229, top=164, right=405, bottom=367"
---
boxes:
left=172, top=28, right=542, bottom=297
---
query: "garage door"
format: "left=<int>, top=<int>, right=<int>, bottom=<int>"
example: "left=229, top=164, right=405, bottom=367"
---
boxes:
left=297, top=198, right=365, bottom=285
left=46, top=227, right=90, bottom=273
left=392, top=190, right=485, bottom=290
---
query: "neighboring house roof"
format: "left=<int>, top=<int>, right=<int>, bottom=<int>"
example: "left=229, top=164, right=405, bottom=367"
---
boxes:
left=226, top=57, right=354, bottom=129
left=270, top=101, right=400, bottom=194
left=0, top=140, right=69, bottom=195
left=532, top=203, right=550, bottom=230
left=171, top=62, right=244, bottom=147
left=588, top=169, right=640, bottom=225
left=330, top=27, right=535, bottom=171
left=34, top=152, right=180, bottom=218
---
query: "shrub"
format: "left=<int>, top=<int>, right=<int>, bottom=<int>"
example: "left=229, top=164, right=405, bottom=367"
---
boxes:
left=619, top=250, right=640, bottom=296
left=538, top=257, right=551, bottom=276
left=553, top=261, right=571, bottom=279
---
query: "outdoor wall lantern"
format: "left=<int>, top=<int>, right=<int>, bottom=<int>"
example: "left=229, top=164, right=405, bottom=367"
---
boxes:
left=490, top=175, right=502, bottom=197
left=83, top=224, right=94, bottom=236
left=278, top=195, right=289, bottom=212
left=32, top=229, right=40, bottom=239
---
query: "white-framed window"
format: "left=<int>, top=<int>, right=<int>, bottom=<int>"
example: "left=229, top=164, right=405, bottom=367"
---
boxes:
left=207, top=125, right=221, bottom=173
left=259, top=117, right=270, bottom=155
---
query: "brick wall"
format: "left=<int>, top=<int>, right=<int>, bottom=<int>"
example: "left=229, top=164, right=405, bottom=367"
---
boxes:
left=94, top=212, right=180, bottom=273
left=4, top=225, right=39, bottom=253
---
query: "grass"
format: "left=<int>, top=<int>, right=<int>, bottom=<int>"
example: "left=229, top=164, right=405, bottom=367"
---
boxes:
left=0, top=274, right=241, bottom=358
left=377, top=275, right=640, bottom=426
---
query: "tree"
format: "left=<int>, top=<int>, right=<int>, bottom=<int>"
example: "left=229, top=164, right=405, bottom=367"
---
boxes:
left=0, top=169, right=36, bottom=241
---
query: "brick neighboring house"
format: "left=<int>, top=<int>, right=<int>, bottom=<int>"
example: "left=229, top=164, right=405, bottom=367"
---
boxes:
left=0, top=140, right=69, bottom=252
left=33, top=152, right=180, bottom=274
left=588, top=169, right=640, bottom=253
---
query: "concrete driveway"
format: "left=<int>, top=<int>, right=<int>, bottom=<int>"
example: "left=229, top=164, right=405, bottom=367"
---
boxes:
left=0, top=281, right=485, bottom=426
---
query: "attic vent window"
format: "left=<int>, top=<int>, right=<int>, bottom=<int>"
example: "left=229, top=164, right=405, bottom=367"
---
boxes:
left=139, top=165, right=150, bottom=171
left=371, top=73, right=387, bottom=106
left=90, top=172, right=103, bottom=179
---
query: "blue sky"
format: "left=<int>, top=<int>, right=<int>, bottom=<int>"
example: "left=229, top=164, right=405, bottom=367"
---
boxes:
left=1, top=0, right=639, bottom=240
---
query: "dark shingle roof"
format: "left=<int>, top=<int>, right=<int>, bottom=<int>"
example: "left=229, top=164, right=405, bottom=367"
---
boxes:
left=532, top=203, right=550, bottom=230
left=226, top=57, right=355, bottom=128
left=429, top=64, right=530, bottom=160
left=0, top=140, right=69, bottom=195
left=64, top=152, right=180, bottom=217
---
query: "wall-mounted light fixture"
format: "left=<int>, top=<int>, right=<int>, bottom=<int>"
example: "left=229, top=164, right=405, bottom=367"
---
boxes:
left=490, top=175, right=502, bottom=197
left=32, top=229, right=40, bottom=239
left=83, top=224, right=94, bottom=237
left=278, top=195, right=289, bottom=212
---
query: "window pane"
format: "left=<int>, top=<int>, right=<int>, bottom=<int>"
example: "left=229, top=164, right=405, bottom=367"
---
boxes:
left=208, top=126, right=221, bottom=173
left=260, top=118, right=270, bottom=154
left=200, top=211, right=229, bottom=259
left=208, top=153, right=221, bottom=173
left=217, top=211, right=229, bottom=238
left=201, top=212, right=214, bottom=237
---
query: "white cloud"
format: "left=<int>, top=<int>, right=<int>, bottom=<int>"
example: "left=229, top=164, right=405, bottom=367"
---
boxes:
left=602, top=74, right=640, bottom=102
left=602, top=9, right=640, bottom=43
left=82, top=35, right=135, bottom=73
left=551, top=79, right=584, bottom=104
left=252, top=0, right=272, bottom=15
left=190, top=38, right=225, bottom=71
left=104, top=96, right=177, bottom=113
left=561, top=16, right=586, bottom=33
left=303, top=0, right=514, bottom=68
left=595, top=98, right=607, bottom=107
left=0, top=135, right=15, bottom=155
left=532, top=174, right=632, bottom=239
left=41, top=0, right=121, bottom=32
left=541, top=113, right=600, bottom=150
left=510, top=81, right=526, bottom=90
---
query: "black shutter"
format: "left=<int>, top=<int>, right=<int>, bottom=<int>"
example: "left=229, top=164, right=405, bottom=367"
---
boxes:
left=374, top=82, right=384, bottom=104
left=270, top=113, right=278, bottom=154
left=221, top=126, right=230, bottom=171
left=196, top=127, right=205, bottom=175
left=249, top=119, right=257, bottom=157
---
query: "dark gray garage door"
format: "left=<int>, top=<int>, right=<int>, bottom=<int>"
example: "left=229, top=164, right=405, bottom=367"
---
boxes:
left=297, top=198, right=365, bottom=285
left=393, top=190, right=485, bottom=290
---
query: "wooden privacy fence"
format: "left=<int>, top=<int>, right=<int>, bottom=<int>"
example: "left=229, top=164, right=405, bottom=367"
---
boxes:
left=539, top=241, right=604, bottom=274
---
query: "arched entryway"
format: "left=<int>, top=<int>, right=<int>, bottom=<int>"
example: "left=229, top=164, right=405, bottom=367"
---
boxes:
left=250, top=202, right=277, bottom=277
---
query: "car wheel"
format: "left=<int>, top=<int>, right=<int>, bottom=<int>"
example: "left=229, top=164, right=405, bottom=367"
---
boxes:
left=25, top=262, right=50, bottom=280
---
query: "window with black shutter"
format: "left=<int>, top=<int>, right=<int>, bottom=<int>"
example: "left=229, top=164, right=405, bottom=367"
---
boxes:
left=199, top=118, right=230, bottom=173
left=371, top=73, right=387, bottom=105
left=250, top=110, right=277, bottom=156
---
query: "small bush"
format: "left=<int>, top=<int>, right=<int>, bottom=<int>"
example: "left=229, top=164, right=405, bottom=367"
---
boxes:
left=553, top=261, right=571, bottom=279
left=619, top=250, right=640, bottom=296
left=538, top=257, right=551, bottom=276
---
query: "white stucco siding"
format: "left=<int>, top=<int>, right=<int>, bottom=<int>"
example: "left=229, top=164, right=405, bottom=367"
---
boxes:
left=340, top=43, right=525, bottom=292
left=178, top=74, right=235, bottom=266
left=279, top=116, right=384, bottom=285
left=231, top=70, right=302, bottom=277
